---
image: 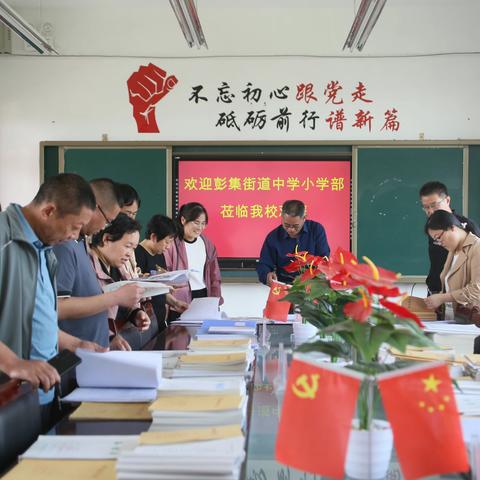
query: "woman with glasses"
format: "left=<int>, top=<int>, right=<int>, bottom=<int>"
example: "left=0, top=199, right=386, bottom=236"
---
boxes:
left=424, top=210, right=480, bottom=322
left=163, top=202, right=222, bottom=312
left=90, top=213, right=152, bottom=350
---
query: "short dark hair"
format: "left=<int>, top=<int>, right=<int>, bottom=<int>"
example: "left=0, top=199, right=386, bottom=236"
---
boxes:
left=424, top=210, right=464, bottom=235
left=33, top=173, right=96, bottom=215
left=177, top=202, right=209, bottom=239
left=282, top=200, right=305, bottom=218
left=146, top=214, right=177, bottom=240
left=90, top=178, right=120, bottom=211
left=91, top=212, right=141, bottom=247
left=116, top=183, right=141, bottom=208
left=419, top=181, right=449, bottom=198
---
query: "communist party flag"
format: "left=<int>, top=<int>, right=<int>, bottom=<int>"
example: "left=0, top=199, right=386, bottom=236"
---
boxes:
left=378, top=363, right=469, bottom=479
left=263, top=280, right=291, bottom=321
left=275, top=357, right=363, bottom=479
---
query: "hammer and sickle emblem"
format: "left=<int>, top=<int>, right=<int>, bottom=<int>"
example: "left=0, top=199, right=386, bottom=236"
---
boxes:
left=272, top=286, right=281, bottom=295
left=291, top=373, right=320, bottom=399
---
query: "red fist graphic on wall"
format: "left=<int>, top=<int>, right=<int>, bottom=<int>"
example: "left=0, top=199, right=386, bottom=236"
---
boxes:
left=127, top=63, right=178, bottom=133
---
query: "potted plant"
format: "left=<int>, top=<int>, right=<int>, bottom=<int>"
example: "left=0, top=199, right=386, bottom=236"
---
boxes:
left=283, top=247, right=436, bottom=479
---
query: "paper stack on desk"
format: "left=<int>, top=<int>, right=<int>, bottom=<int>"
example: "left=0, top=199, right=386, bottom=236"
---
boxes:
left=116, top=436, right=245, bottom=480
left=198, top=319, right=257, bottom=336
left=157, top=377, right=246, bottom=397
left=62, top=350, right=162, bottom=404
left=163, top=350, right=253, bottom=378
left=149, top=393, right=247, bottom=430
left=176, top=297, right=222, bottom=324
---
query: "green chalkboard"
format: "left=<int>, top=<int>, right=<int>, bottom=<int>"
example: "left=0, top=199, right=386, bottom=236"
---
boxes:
left=356, top=147, right=464, bottom=277
left=63, top=148, right=168, bottom=235
left=468, top=146, right=480, bottom=226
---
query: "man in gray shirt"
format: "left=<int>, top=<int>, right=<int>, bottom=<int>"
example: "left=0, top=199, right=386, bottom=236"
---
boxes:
left=55, top=179, right=144, bottom=349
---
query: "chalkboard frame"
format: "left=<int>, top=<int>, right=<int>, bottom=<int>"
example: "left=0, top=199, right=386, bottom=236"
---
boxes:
left=352, top=145, right=467, bottom=282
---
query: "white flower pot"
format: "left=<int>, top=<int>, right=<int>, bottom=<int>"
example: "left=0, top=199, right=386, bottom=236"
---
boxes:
left=345, top=419, right=393, bottom=480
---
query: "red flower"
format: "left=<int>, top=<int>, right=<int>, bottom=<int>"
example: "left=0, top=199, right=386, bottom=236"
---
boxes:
left=367, top=285, right=402, bottom=298
left=344, top=256, right=399, bottom=288
left=379, top=298, right=424, bottom=328
left=344, top=289, right=372, bottom=323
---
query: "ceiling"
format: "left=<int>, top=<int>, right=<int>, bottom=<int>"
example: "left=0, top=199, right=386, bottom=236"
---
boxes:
left=4, top=0, right=480, bottom=58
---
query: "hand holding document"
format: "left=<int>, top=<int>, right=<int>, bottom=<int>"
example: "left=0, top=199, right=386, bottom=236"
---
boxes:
left=102, top=280, right=169, bottom=298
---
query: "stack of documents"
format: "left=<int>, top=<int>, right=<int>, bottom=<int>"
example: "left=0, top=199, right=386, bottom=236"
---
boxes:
left=157, top=377, right=246, bottom=398
left=423, top=321, right=480, bottom=335
left=163, top=351, right=253, bottom=378
left=189, top=338, right=252, bottom=351
left=177, top=297, right=222, bottom=324
left=62, top=350, right=163, bottom=404
left=116, top=436, right=245, bottom=480
left=198, top=319, right=257, bottom=336
left=149, top=394, right=247, bottom=430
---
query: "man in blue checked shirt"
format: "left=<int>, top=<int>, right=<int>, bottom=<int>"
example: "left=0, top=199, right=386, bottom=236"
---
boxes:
left=257, top=199, right=330, bottom=286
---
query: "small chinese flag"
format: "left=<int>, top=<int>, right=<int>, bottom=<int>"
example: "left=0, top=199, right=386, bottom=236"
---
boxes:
left=378, top=363, right=469, bottom=479
left=275, top=358, right=363, bottom=479
left=263, top=280, right=291, bottom=321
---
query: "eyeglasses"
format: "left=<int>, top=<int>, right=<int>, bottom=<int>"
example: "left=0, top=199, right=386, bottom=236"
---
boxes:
left=432, top=230, right=446, bottom=246
left=283, top=222, right=302, bottom=231
left=421, top=197, right=446, bottom=212
left=97, top=204, right=112, bottom=228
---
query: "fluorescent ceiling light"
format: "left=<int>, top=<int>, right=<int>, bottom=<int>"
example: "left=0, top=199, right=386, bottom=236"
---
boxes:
left=0, top=0, right=59, bottom=55
left=170, top=0, right=207, bottom=49
left=343, top=0, right=387, bottom=52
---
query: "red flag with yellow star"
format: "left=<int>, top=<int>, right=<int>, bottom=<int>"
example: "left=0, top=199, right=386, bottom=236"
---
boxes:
left=275, top=357, right=363, bottom=479
left=378, top=363, right=468, bottom=479
left=263, top=280, right=291, bottom=321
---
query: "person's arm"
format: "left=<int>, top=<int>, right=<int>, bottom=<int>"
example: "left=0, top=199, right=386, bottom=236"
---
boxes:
left=58, top=330, right=108, bottom=352
left=58, top=284, right=145, bottom=321
left=450, top=243, right=480, bottom=306
left=0, top=342, right=59, bottom=392
left=256, top=235, right=277, bottom=285
left=166, top=293, right=188, bottom=312
left=207, top=243, right=223, bottom=303
left=313, top=223, right=330, bottom=258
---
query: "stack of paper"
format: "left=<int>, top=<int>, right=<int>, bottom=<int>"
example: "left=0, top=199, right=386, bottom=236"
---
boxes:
left=423, top=321, right=480, bottom=336
left=197, top=320, right=257, bottom=336
left=20, top=435, right=138, bottom=460
left=176, top=297, right=222, bottom=324
left=116, top=436, right=245, bottom=480
left=157, top=377, right=246, bottom=397
left=189, top=338, right=252, bottom=351
left=164, top=351, right=253, bottom=378
left=62, top=350, right=162, bottom=403
left=149, top=394, right=246, bottom=428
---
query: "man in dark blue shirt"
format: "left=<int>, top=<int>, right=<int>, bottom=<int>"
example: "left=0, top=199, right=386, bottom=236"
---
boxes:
left=256, top=200, right=330, bottom=286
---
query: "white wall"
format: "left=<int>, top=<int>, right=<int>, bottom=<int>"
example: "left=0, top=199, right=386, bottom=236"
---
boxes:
left=1, top=54, right=480, bottom=206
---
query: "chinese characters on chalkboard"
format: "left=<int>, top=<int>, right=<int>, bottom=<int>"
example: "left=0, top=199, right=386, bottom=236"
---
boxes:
left=189, top=81, right=399, bottom=133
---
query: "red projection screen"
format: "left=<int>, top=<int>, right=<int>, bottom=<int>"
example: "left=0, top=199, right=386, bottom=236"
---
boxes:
left=176, top=160, right=351, bottom=267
